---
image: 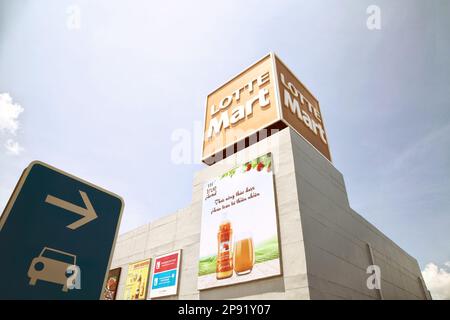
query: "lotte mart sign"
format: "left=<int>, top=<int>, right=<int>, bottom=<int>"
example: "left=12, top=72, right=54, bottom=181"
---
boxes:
left=202, top=53, right=331, bottom=164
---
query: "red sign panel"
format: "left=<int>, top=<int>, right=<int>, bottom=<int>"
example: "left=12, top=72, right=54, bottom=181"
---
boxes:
left=154, top=253, right=179, bottom=274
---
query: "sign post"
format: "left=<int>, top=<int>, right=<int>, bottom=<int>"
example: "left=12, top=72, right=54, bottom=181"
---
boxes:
left=0, top=161, right=124, bottom=299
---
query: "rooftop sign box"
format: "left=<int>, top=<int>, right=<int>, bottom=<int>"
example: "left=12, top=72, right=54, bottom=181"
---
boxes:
left=202, top=53, right=331, bottom=164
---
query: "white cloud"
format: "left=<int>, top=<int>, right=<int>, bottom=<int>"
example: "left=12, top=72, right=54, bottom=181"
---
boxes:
left=422, top=262, right=450, bottom=300
left=0, top=93, right=24, bottom=135
left=0, top=93, right=25, bottom=155
left=5, top=139, right=24, bottom=155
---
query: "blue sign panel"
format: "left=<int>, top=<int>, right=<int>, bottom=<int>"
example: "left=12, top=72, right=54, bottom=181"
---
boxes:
left=0, top=161, right=124, bottom=299
left=152, top=269, right=177, bottom=290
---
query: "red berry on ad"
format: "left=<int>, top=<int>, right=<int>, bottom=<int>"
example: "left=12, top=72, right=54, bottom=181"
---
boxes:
left=257, top=162, right=264, bottom=171
left=246, top=163, right=252, bottom=171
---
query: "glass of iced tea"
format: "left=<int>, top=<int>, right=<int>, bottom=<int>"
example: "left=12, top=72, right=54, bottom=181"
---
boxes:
left=233, top=232, right=255, bottom=275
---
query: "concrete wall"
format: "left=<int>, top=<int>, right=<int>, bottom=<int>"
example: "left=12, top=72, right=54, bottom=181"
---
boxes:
left=110, top=128, right=430, bottom=300
left=111, top=207, right=200, bottom=300
left=289, top=129, right=430, bottom=299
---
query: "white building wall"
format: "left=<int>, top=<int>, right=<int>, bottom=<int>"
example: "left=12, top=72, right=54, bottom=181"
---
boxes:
left=290, top=129, right=429, bottom=299
left=110, top=128, right=430, bottom=300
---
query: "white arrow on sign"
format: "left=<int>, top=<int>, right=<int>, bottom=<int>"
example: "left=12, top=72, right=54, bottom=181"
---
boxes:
left=45, top=191, right=98, bottom=230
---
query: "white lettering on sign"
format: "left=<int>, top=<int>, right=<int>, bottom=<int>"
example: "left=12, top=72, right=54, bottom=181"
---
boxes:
left=280, top=73, right=327, bottom=144
left=206, top=72, right=271, bottom=139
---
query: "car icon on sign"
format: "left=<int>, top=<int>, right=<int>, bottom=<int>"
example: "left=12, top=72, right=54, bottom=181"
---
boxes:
left=28, top=247, right=78, bottom=292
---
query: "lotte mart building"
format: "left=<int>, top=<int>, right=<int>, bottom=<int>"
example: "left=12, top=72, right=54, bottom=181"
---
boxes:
left=109, top=53, right=431, bottom=300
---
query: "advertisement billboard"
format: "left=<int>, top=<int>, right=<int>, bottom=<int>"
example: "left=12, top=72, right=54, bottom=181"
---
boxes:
left=198, top=153, right=281, bottom=290
left=123, top=259, right=151, bottom=300
left=103, top=267, right=121, bottom=300
left=202, top=53, right=331, bottom=164
left=149, top=250, right=181, bottom=299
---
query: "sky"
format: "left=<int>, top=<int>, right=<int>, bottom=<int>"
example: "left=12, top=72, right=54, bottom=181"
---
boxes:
left=1, top=0, right=449, bottom=298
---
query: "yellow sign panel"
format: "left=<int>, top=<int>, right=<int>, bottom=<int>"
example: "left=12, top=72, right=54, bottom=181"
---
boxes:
left=202, top=53, right=331, bottom=163
left=123, top=259, right=151, bottom=300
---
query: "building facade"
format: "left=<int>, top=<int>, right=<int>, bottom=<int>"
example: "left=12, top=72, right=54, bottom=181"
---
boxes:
left=110, top=127, right=431, bottom=300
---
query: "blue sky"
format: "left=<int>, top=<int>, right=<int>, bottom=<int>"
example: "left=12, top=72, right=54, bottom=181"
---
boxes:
left=0, top=0, right=449, bottom=286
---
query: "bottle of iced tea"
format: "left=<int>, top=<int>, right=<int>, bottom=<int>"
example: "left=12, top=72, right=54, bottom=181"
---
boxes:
left=216, top=214, right=233, bottom=279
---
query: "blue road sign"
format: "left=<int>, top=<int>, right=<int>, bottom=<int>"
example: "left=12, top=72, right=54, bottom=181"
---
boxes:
left=0, top=161, right=124, bottom=299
